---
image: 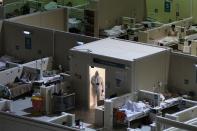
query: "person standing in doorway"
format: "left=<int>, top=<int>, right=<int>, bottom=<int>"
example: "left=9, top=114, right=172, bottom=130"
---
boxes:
left=91, top=71, right=104, bottom=107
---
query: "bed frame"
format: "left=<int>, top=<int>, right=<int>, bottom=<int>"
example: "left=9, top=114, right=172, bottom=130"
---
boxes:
left=104, top=90, right=160, bottom=130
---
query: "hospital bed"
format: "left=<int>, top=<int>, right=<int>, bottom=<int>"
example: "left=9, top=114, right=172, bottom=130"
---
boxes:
left=104, top=90, right=189, bottom=129
left=153, top=97, right=182, bottom=113
left=0, top=55, right=24, bottom=64
left=103, top=25, right=127, bottom=38
left=156, top=104, right=197, bottom=131
left=127, top=90, right=163, bottom=122
left=105, top=91, right=159, bottom=129
left=0, top=55, right=24, bottom=72
left=33, top=74, right=62, bottom=86
left=138, top=90, right=184, bottom=113
left=0, top=82, right=32, bottom=99
left=0, top=60, right=19, bottom=72
left=148, top=99, right=197, bottom=131
left=104, top=92, right=156, bottom=129
left=114, top=100, right=151, bottom=127
left=0, top=67, right=40, bottom=99
left=163, top=117, right=197, bottom=131
left=5, top=82, right=32, bottom=99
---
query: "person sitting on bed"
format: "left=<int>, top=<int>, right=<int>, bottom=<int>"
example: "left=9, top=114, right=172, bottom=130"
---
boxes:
left=168, top=24, right=178, bottom=36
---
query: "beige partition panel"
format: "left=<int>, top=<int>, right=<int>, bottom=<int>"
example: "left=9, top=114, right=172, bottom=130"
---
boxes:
left=0, top=112, right=78, bottom=131
left=2, top=19, right=98, bottom=71
left=0, top=67, right=23, bottom=85
left=2, top=21, right=54, bottom=61
left=168, top=52, right=197, bottom=100
left=0, top=20, right=3, bottom=55
left=23, top=57, right=53, bottom=71
left=54, top=31, right=99, bottom=71
left=104, top=93, right=133, bottom=130
left=3, top=0, right=19, bottom=5
left=141, top=17, right=193, bottom=43
left=90, top=0, right=146, bottom=30
left=134, top=51, right=170, bottom=92
left=8, top=8, right=68, bottom=31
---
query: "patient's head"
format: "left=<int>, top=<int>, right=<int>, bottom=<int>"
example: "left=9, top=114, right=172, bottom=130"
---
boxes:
left=95, top=71, right=99, bottom=77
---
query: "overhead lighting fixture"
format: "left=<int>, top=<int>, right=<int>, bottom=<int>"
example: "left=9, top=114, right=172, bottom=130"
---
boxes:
left=23, top=31, right=31, bottom=35
left=77, top=41, right=84, bottom=46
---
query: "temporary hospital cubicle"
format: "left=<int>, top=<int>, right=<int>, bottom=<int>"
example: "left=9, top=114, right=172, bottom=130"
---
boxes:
left=103, top=90, right=197, bottom=130
left=168, top=52, right=197, bottom=100
left=0, top=0, right=44, bottom=20
left=103, top=91, right=159, bottom=130
left=0, top=57, right=52, bottom=99
left=85, top=0, right=147, bottom=37
left=0, top=0, right=89, bottom=20
left=6, top=0, right=147, bottom=37
left=22, top=57, right=53, bottom=71
left=146, top=0, right=192, bottom=23
left=0, top=19, right=99, bottom=71
left=138, top=17, right=193, bottom=43
left=155, top=104, right=197, bottom=131
left=0, top=111, right=80, bottom=131
left=69, top=38, right=170, bottom=109
left=7, top=8, right=69, bottom=31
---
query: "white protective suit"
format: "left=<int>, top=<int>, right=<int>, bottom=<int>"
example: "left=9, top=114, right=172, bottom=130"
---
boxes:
left=91, top=72, right=104, bottom=106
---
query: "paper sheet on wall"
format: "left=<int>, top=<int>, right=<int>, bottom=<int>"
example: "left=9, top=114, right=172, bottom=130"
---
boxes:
left=115, top=71, right=125, bottom=88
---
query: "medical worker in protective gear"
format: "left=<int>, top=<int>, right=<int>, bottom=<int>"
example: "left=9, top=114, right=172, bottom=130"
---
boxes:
left=91, top=71, right=104, bottom=107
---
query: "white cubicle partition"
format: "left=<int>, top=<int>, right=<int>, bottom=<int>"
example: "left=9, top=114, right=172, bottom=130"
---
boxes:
left=23, top=57, right=53, bottom=71
left=104, top=93, right=133, bottom=130
left=156, top=116, right=197, bottom=131
left=138, top=17, right=193, bottom=43
left=0, top=111, right=78, bottom=131
left=0, top=66, right=23, bottom=85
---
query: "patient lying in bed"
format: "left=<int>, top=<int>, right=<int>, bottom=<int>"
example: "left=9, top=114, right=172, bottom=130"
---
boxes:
left=120, top=101, right=150, bottom=113
left=117, top=101, right=150, bottom=121
left=154, top=90, right=182, bottom=110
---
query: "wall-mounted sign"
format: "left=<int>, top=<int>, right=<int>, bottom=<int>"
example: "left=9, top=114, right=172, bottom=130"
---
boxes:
left=93, top=58, right=126, bottom=69
left=25, top=36, right=32, bottom=49
left=164, top=0, right=171, bottom=13
left=115, top=71, right=125, bottom=88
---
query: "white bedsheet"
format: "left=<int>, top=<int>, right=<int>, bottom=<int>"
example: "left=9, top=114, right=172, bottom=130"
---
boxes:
left=157, top=36, right=178, bottom=46
left=119, top=101, right=150, bottom=121
left=104, top=25, right=126, bottom=37
left=0, top=61, right=6, bottom=70
left=35, top=75, right=61, bottom=84
left=160, top=97, right=182, bottom=109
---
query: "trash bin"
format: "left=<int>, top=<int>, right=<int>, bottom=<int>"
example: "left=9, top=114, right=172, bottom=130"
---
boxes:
left=32, top=96, right=44, bottom=114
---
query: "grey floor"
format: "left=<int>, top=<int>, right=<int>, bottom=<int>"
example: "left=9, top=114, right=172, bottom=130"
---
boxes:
left=11, top=97, right=59, bottom=121
left=10, top=97, right=151, bottom=131
left=11, top=97, right=32, bottom=116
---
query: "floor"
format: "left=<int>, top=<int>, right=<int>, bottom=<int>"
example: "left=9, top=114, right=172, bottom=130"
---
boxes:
left=11, top=97, right=59, bottom=121
left=10, top=97, right=152, bottom=131
left=10, top=97, right=96, bottom=127
left=67, top=108, right=95, bottom=124
left=127, top=126, right=151, bottom=131
left=11, top=97, right=32, bottom=116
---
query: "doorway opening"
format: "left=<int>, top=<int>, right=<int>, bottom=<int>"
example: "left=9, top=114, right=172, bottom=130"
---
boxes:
left=89, top=66, right=106, bottom=109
